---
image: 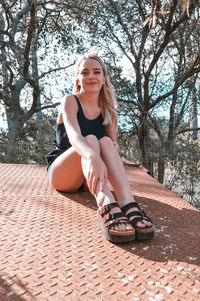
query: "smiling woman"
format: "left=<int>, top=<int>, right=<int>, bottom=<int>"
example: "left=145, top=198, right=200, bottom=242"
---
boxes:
left=46, top=53, right=154, bottom=243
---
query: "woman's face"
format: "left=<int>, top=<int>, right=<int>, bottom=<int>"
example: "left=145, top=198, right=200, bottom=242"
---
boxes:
left=77, top=58, right=105, bottom=93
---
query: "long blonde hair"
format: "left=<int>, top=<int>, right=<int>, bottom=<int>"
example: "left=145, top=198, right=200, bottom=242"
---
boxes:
left=72, top=53, right=117, bottom=127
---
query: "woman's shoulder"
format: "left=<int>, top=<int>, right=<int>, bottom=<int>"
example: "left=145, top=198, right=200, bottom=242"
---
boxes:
left=59, top=94, right=79, bottom=118
left=57, top=95, right=78, bottom=124
left=62, top=94, right=76, bottom=104
left=60, top=94, right=77, bottom=109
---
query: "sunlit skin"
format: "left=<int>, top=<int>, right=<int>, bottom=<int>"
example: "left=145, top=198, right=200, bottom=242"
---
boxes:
left=49, top=58, right=152, bottom=232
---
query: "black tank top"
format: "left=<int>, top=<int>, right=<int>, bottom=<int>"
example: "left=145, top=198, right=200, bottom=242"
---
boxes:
left=55, top=95, right=105, bottom=149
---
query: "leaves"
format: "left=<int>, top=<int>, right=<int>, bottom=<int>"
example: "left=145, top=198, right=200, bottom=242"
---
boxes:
left=179, top=0, right=190, bottom=16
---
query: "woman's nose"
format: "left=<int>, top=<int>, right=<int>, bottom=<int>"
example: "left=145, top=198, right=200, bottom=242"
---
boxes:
left=88, top=72, right=94, bottom=78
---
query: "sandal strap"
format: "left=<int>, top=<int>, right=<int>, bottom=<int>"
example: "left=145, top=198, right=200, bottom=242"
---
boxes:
left=129, top=216, right=144, bottom=228
left=106, top=211, right=127, bottom=222
left=121, top=202, right=140, bottom=213
left=99, top=203, right=132, bottom=230
left=105, top=216, right=131, bottom=229
left=140, top=210, right=152, bottom=222
left=126, top=211, right=143, bottom=220
left=121, top=202, right=152, bottom=224
left=99, top=202, right=120, bottom=216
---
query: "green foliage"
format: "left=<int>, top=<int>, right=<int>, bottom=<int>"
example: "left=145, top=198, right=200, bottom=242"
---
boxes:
left=0, top=113, right=57, bottom=165
left=118, top=128, right=200, bottom=209
left=164, top=134, right=200, bottom=208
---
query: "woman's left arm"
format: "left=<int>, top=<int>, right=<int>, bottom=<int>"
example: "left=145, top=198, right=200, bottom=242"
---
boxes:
left=106, top=123, right=119, bottom=152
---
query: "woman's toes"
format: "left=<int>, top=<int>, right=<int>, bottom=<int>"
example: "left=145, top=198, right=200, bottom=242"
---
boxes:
left=143, top=220, right=152, bottom=226
left=111, top=223, right=132, bottom=232
left=126, top=224, right=133, bottom=231
left=119, top=224, right=126, bottom=231
left=136, top=221, right=146, bottom=228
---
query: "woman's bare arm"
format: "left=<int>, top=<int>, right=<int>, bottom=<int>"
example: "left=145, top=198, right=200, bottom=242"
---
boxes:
left=106, top=122, right=119, bottom=152
left=62, top=94, right=107, bottom=192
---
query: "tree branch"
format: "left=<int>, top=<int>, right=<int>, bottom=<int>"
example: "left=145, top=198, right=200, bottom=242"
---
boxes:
left=143, top=1, right=198, bottom=104
left=149, top=64, right=200, bottom=109
left=38, top=62, right=75, bottom=79
left=35, top=102, right=61, bottom=113
left=23, top=2, right=35, bottom=81
left=178, top=127, right=200, bottom=135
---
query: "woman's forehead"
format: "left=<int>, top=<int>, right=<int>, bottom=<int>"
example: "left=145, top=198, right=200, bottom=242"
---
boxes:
left=79, top=58, right=103, bottom=70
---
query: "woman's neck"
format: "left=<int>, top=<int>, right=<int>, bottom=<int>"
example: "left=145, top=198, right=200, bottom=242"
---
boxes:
left=78, top=91, right=99, bottom=107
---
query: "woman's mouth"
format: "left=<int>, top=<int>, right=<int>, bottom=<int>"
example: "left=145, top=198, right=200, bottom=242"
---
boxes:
left=87, top=82, right=98, bottom=85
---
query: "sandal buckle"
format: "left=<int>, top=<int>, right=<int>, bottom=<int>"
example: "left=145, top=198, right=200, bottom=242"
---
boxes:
left=101, top=204, right=110, bottom=215
left=141, top=210, right=148, bottom=220
left=110, top=213, right=115, bottom=220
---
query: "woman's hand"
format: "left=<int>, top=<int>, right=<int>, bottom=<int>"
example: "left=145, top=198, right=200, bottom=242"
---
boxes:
left=86, top=154, right=107, bottom=196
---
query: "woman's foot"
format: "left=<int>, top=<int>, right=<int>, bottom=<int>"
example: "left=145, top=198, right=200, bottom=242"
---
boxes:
left=97, top=202, right=135, bottom=242
left=120, top=201, right=154, bottom=240
left=120, top=201, right=152, bottom=228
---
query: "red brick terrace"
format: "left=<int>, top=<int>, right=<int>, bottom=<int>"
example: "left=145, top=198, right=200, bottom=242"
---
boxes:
left=0, top=162, right=199, bottom=300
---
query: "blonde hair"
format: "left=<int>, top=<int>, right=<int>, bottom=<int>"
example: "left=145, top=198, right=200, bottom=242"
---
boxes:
left=72, top=53, right=117, bottom=127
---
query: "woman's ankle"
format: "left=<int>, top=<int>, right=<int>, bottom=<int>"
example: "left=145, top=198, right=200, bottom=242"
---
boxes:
left=96, top=192, right=116, bottom=208
left=119, top=198, right=136, bottom=207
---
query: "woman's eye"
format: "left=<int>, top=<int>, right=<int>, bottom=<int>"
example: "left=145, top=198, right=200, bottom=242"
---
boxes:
left=81, top=71, right=101, bottom=75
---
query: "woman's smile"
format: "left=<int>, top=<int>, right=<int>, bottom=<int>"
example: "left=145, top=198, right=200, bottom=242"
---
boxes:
left=86, top=81, right=98, bottom=85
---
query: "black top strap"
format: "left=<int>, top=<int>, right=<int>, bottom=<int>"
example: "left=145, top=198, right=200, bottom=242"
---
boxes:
left=73, top=94, right=82, bottom=112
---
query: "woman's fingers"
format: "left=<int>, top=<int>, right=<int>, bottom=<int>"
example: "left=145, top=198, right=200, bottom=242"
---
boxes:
left=103, top=163, right=108, bottom=181
left=91, top=176, right=98, bottom=195
left=99, top=175, right=104, bottom=192
left=88, top=171, right=98, bottom=194
left=87, top=167, right=107, bottom=195
left=87, top=171, right=93, bottom=192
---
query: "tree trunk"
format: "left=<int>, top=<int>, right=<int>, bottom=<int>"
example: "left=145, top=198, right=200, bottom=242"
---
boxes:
left=5, top=120, right=23, bottom=163
left=189, top=80, right=198, bottom=140
left=32, top=42, right=43, bottom=123
left=157, top=157, right=165, bottom=184
left=138, top=115, right=154, bottom=176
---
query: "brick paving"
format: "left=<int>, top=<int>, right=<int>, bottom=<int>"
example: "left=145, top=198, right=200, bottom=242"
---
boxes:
left=0, top=163, right=199, bottom=301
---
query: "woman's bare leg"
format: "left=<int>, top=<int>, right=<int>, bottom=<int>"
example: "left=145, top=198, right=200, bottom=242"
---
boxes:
left=99, top=136, right=152, bottom=228
left=81, top=135, right=132, bottom=231
left=49, top=135, right=132, bottom=231
left=49, top=147, right=84, bottom=192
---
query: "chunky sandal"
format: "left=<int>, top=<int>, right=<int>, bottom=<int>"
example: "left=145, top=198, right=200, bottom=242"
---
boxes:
left=121, top=202, right=154, bottom=240
left=97, top=203, right=135, bottom=243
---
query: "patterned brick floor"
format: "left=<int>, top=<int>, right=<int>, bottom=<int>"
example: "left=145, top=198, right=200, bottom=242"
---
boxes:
left=0, top=163, right=199, bottom=300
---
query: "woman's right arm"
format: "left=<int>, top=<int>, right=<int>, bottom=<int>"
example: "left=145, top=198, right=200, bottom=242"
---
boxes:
left=61, top=95, right=95, bottom=160
left=61, top=95, right=107, bottom=194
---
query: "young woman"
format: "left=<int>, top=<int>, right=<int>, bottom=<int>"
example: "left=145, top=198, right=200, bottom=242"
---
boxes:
left=47, top=54, right=154, bottom=243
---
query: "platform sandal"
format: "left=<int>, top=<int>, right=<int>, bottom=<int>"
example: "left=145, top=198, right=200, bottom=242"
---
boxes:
left=121, top=202, right=154, bottom=240
left=97, top=203, right=135, bottom=243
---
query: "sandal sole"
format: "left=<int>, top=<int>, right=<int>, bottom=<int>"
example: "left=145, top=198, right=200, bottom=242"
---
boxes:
left=97, top=220, right=135, bottom=243
left=135, top=228, right=154, bottom=240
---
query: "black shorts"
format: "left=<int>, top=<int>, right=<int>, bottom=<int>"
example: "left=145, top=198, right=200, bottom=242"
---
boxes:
left=46, top=148, right=67, bottom=173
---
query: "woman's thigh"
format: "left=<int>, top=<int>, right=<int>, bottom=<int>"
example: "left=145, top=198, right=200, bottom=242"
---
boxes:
left=49, top=147, right=84, bottom=192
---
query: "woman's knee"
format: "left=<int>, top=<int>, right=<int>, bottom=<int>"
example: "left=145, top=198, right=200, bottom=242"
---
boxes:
left=85, top=135, right=100, bottom=151
left=85, top=135, right=98, bottom=142
left=99, top=136, right=113, bottom=149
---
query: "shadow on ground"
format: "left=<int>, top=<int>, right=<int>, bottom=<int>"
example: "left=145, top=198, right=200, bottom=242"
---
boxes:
left=0, top=275, right=35, bottom=301
left=60, top=191, right=200, bottom=267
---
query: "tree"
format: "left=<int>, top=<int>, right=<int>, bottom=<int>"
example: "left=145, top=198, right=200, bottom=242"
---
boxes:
left=75, top=0, right=200, bottom=176
left=0, top=0, right=79, bottom=162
